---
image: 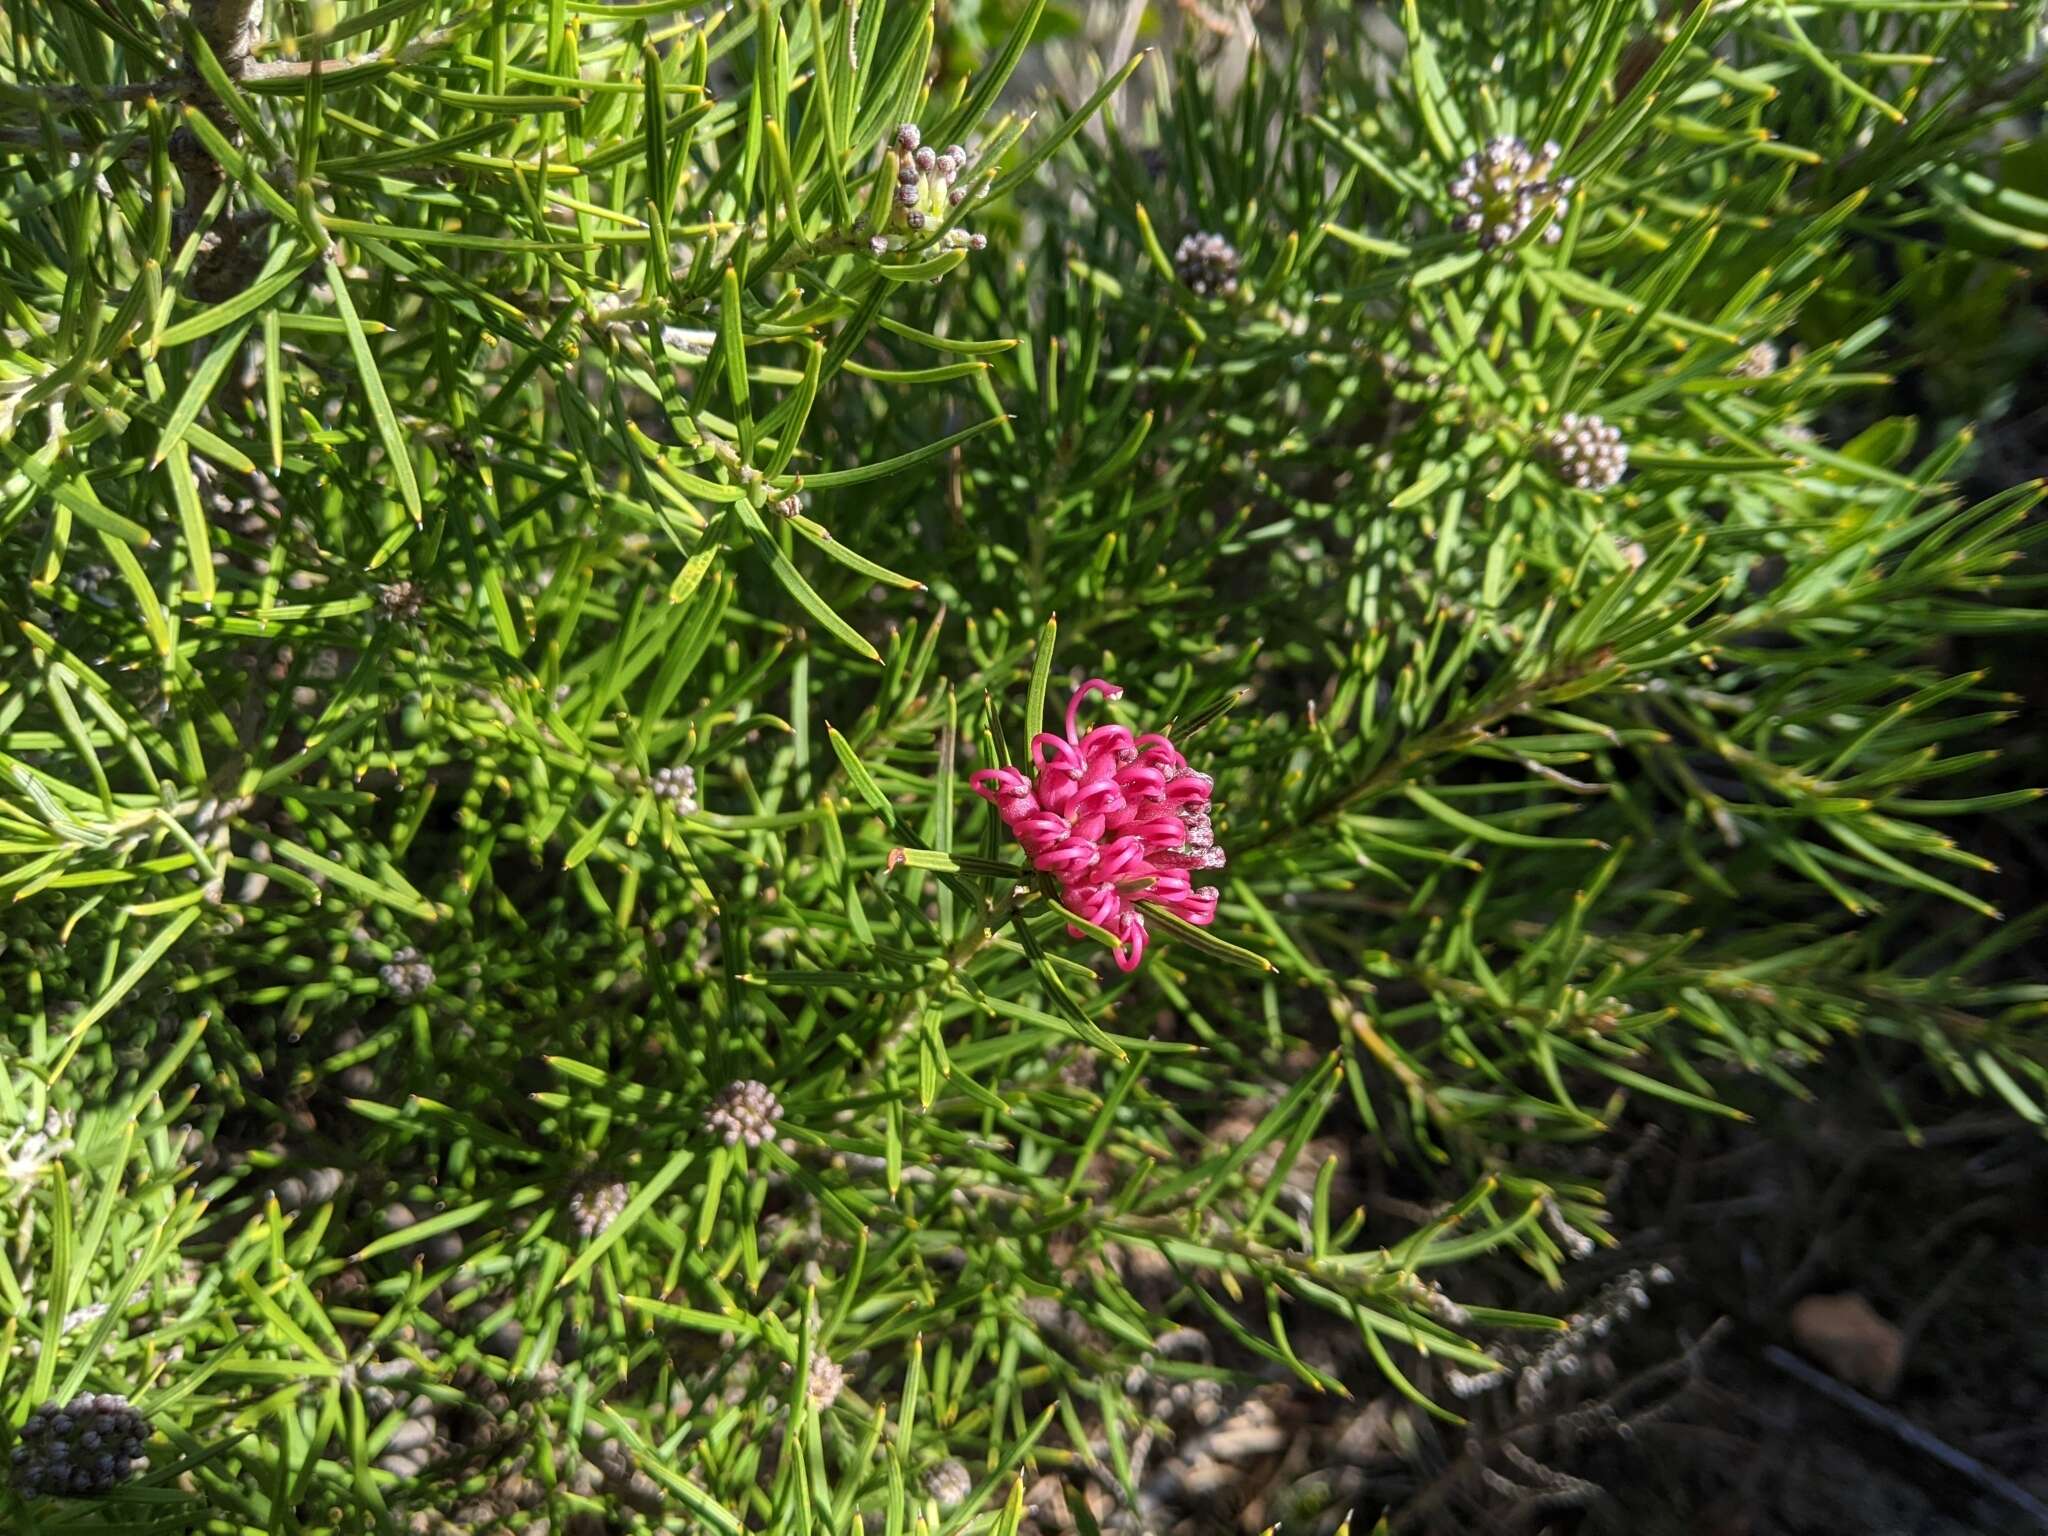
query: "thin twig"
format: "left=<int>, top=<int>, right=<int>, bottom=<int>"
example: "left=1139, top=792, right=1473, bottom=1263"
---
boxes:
left=0, top=17, right=472, bottom=119
left=1762, top=1344, right=2048, bottom=1530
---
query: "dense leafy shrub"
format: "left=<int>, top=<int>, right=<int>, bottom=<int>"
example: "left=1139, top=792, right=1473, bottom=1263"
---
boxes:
left=3, top=0, right=2046, bottom=1530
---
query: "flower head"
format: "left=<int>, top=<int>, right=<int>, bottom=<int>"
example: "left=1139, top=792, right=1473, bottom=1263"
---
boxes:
left=651, top=764, right=698, bottom=814
left=924, top=1458, right=973, bottom=1508
left=377, top=580, right=424, bottom=622
left=884, top=125, right=982, bottom=253
left=10, top=1393, right=150, bottom=1498
left=567, top=1177, right=629, bottom=1240
left=1449, top=136, right=1574, bottom=251
left=1544, top=412, right=1628, bottom=492
left=970, top=680, right=1224, bottom=971
left=705, top=1079, right=781, bottom=1148
left=801, top=1352, right=844, bottom=1409
left=1173, top=232, right=1240, bottom=299
left=379, top=947, right=434, bottom=1000
left=1734, top=340, right=1779, bottom=380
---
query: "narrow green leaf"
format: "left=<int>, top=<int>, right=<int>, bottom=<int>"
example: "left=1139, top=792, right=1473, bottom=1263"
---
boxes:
left=733, top=499, right=881, bottom=660
left=775, top=415, right=1005, bottom=490
left=987, top=51, right=1148, bottom=202
left=324, top=258, right=423, bottom=522
left=271, top=838, right=437, bottom=919
left=151, top=318, right=255, bottom=468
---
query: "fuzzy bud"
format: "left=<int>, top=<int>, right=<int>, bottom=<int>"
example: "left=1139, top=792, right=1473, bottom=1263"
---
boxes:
left=377, top=581, right=424, bottom=622
left=650, top=764, right=698, bottom=814
left=1543, top=411, right=1628, bottom=492
left=1449, top=134, right=1574, bottom=251
left=1172, top=231, right=1241, bottom=299
left=802, top=1353, right=844, bottom=1409
left=1734, top=340, right=1780, bottom=380
left=379, top=947, right=434, bottom=1000
left=704, top=1079, right=781, bottom=1148
left=567, top=1178, right=630, bottom=1240
left=924, top=1459, right=973, bottom=1509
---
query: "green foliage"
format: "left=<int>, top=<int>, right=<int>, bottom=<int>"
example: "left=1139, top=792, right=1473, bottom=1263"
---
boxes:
left=2, top=0, right=2046, bottom=1530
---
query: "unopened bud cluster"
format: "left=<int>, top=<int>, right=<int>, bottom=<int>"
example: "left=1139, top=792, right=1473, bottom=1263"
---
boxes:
left=790, top=1351, right=844, bottom=1410
left=650, top=764, right=698, bottom=815
left=10, top=1394, right=150, bottom=1498
left=379, top=947, right=434, bottom=999
left=377, top=580, right=424, bottom=622
left=888, top=124, right=985, bottom=250
left=1734, top=340, right=1779, bottom=379
left=704, top=1079, right=781, bottom=1148
left=568, top=1177, right=629, bottom=1240
left=1450, top=136, right=1575, bottom=250
left=1173, top=232, right=1240, bottom=299
left=1544, top=412, right=1628, bottom=491
left=924, top=1458, right=973, bottom=1508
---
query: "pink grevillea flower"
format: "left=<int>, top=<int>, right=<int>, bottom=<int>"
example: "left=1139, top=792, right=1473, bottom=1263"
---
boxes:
left=970, top=679, right=1225, bottom=971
